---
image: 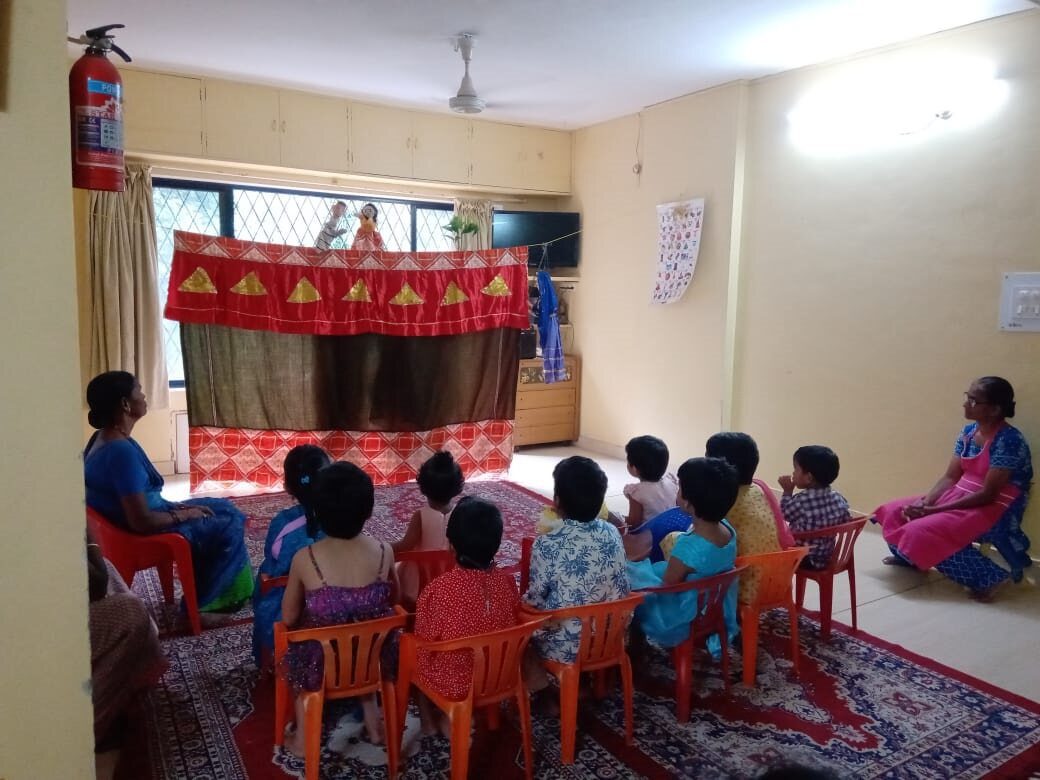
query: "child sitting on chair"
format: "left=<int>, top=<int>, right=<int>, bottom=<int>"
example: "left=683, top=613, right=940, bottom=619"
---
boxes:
left=392, top=451, right=464, bottom=604
left=413, top=497, right=520, bottom=736
left=253, top=445, right=331, bottom=666
left=281, top=462, right=399, bottom=753
left=618, top=435, right=680, bottom=561
left=778, top=445, right=850, bottom=569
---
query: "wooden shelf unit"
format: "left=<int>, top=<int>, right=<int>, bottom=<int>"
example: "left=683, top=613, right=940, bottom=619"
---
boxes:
left=514, top=356, right=580, bottom=446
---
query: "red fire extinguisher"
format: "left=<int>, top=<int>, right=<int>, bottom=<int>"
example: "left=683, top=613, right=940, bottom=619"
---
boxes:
left=69, top=24, right=132, bottom=192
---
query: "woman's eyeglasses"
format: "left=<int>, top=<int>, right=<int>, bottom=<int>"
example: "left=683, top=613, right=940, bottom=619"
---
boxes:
left=963, top=393, right=988, bottom=408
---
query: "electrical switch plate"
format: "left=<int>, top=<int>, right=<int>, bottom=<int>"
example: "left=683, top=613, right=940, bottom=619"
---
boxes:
left=999, top=272, right=1040, bottom=332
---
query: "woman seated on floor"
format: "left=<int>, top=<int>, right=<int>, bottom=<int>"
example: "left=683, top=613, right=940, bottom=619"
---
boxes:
left=84, top=371, right=253, bottom=618
left=874, top=376, right=1033, bottom=601
left=88, top=530, right=167, bottom=751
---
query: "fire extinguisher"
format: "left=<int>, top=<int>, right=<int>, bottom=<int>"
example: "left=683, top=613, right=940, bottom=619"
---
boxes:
left=69, top=24, right=132, bottom=192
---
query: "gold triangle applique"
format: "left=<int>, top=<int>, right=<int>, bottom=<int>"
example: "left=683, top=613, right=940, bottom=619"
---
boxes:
left=287, top=277, right=321, bottom=303
left=178, top=267, right=217, bottom=294
left=342, top=279, right=372, bottom=303
left=389, top=282, right=424, bottom=306
left=230, top=271, right=267, bottom=296
left=481, top=274, right=511, bottom=297
left=441, top=281, right=469, bottom=306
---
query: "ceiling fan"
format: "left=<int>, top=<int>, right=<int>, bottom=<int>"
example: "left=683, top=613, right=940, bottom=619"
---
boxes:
left=449, top=33, right=487, bottom=114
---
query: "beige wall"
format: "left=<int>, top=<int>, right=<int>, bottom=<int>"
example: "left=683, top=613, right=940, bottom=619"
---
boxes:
left=573, top=11, right=1040, bottom=543
left=0, top=0, right=96, bottom=777
left=569, top=83, right=748, bottom=460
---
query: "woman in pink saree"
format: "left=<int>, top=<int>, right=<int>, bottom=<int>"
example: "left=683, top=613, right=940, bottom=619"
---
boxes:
left=874, top=377, right=1032, bottom=601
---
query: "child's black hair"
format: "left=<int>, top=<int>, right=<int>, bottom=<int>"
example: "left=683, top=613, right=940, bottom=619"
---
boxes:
left=624, top=435, right=670, bottom=482
left=793, top=445, right=840, bottom=487
left=310, top=461, right=374, bottom=540
left=416, top=451, right=465, bottom=506
left=677, top=457, right=739, bottom=524
left=705, top=431, right=760, bottom=485
left=445, top=497, right=503, bottom=570
left=283, top=445, right=332, bottom=537
left=552, top=456, right=608, bottom=522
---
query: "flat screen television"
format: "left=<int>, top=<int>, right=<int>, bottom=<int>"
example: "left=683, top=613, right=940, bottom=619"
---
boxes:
left=492, top=210, right=580, bottom=269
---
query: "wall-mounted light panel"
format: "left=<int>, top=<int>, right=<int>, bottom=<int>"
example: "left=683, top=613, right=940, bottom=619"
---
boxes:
left=999, top=272, right=1040, bottom=332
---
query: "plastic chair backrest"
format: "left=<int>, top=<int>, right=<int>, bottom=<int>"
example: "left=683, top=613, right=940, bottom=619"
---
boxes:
left=735, top=548, right=808, bottom=608
left=751, top=479, right=797, bottom=548
left=635, top=565, right=745, bottom=635
left=518, top=537, right=534, bottom=593
left=259, top=573, right=289, bottom=595
left=395, top=549, right=457, bottom=596
left=278, top=606, right=408, bottom=697
left=791, top=516, right=868, bottom=573
left=411, top=618, right=545, bottom=704
left=525, top=594, right=644, bottom=667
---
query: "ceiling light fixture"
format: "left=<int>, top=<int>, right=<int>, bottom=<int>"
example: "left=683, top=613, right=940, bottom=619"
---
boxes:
left=449, top=33, right=486, bottom=114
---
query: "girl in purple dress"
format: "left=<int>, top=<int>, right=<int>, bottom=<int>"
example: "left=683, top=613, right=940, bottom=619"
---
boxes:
left=281, top=462, right=399, bottom=754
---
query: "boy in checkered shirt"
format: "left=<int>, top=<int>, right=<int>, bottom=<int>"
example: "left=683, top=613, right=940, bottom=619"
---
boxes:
left=778, top=445, right=849, bottom=569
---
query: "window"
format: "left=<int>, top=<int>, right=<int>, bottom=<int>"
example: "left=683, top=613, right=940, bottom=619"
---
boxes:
left=152, top=180, right=453, bottom=385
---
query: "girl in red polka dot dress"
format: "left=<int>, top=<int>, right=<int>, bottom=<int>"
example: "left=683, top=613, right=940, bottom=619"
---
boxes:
left=413, top=497, right=521, bottom=735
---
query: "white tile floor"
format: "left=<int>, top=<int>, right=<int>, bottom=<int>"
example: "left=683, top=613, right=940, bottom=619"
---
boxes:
left=165, top=443, right=1040, bottom=703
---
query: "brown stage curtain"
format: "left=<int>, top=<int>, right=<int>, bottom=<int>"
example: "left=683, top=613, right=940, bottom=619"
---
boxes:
left=182, top=324, right=518, bottom=432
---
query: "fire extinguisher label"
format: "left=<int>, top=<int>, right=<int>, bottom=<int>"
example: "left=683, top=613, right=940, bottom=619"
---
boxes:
left=75, top=85, right=123, bottom=170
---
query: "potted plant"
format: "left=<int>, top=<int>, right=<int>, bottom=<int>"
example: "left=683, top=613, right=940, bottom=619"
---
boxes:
left=443, top=215, right=479, bottom=249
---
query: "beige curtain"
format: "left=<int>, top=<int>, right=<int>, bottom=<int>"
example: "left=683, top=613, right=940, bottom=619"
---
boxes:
left=88, top=164, right=169, bottom=409
left=452, top=198, right=493, bottom=251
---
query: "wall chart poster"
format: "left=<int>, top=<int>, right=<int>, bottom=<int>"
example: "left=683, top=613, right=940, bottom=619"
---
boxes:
left=652, top=198, right=704, bottom=305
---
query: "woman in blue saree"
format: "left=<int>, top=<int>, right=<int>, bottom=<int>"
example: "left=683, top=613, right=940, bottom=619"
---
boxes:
left=84, top=372, right=252, bottom=615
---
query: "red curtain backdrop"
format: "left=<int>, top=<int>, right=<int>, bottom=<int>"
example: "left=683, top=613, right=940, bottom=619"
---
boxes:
left=165, top=232, right=526, bottom=491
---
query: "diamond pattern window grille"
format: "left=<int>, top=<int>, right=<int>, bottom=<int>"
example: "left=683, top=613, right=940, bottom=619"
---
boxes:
left=153, top=181, right=454, bottom=386
left=153, top=186, right=222, bottom=383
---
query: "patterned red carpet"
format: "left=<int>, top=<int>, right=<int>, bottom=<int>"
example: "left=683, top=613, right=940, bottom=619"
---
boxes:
left=119, top=482, right=1040, bottom=779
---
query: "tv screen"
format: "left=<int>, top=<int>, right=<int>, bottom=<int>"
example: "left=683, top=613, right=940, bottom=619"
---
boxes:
left=492, top=210, right=580, bottom=268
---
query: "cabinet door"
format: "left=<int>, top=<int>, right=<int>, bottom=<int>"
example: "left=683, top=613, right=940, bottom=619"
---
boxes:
left=203, top=79, right=280, bottom=165
left=121, top=70, right=203, bottom=156
left=526, top=128, right=572, bottom=193
left=279, top=90, right=350, bottom=173
left=411, top=113, right=470, bottom=183
left=349, top=103, right=414, bottom=179
left=470, top=121, right=528, bottom=189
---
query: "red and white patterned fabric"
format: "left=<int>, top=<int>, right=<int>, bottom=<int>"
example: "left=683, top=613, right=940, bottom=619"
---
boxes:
left=189, top=420, right=515, bottom=492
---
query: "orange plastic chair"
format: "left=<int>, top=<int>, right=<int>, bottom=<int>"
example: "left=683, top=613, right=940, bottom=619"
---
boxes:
left=86, top=507, right=202, bottom=635
left=518, top=536, right=534, bottom=593
left=259, top=573, right=289, bottom=595
left=520, top=593, right=644, bottom=764
left=793, top=516, right=869, bottom=640
left=274, top=606, right=408, bottom=780
left=734, top=547, right=808, bottom=687
left=394, top=549, right=457, bottom=611
left=396, top=617, right=546, bottom=780
left=634, top=566, right=745, bottom=722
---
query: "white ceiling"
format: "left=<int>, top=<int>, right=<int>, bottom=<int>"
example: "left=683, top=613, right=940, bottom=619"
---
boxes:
left=66, top=0, right=1036, bottom=129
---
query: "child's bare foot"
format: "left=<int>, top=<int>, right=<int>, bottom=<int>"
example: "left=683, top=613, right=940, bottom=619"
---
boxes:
left=882, top=555, right=916, bottom=568
left=199, top=612, right=234, bottom=629
left=282, top=724, right=306, bottom=758
left=969, top=581, right=1005, bottom=603
left=361, top=697, right=385, bottom=745
left=437, top=712, right=453, bottom=740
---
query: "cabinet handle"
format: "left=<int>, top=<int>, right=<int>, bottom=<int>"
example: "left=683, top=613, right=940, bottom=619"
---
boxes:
left=280, top=120, right=286, bottom=133
left=270, top=119, right=277, bottom=131
left=405, top=137, right=412, bottom=149
left=412, top=137, right=419, bottom=150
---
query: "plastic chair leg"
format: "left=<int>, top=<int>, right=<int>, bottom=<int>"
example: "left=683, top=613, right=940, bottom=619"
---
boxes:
left=818, top=577, right=834, bottom=641
left=848, top=561, right=859, bottom=632
left=274, top=674, right=289, bottom=746
left=741, top=606, right=760, bottom=687
left=302, top=691, right=324, bottom=780
left=788, top=603, right=800, bottom=677
left=671, top=642, right=693, bottom=723
left=381, top=682, right=399, bottom=778
left=157, top=560, right=175, bottom=603
left=484, top=703, right=501, bottom=731
left=558, top=667, right=581, bottom=764
left=795, top=574, right=807, bottom=609
left=516, top=686, right=535, bottom=780
left=448, top=702, right=473, bottom=780
left=719, top=624, right=732, bottom=693
left=173, top=544, right=201, bottom=636
left=619, top=656, right=635, bottom=745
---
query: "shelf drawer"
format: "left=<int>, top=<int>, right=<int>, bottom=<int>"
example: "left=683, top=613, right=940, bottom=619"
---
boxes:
left=517, top=361, right=577, bottom=391
left=516, top=405, right=574, bottom=427
left=517, top=388, right=575, bottom=410
left=515, top=421, right=577, bottom=446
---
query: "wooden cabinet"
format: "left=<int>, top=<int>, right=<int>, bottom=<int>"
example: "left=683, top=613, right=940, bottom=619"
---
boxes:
left=203, top=79, right=280, bottom=165
left=471, top=122, right=572, bottom=193
left=351, top=103, right=471, bottom=183
left=278, top=90, right=350, bottom=173
left=514, top=356, right=580, bottom=446
left=121, top=70, right=203, bottom=157
left=411, top=112, right=471, bottom=183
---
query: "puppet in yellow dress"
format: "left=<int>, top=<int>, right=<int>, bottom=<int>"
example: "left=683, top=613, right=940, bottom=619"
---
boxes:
left=351, top=202, right=385, bottom=251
